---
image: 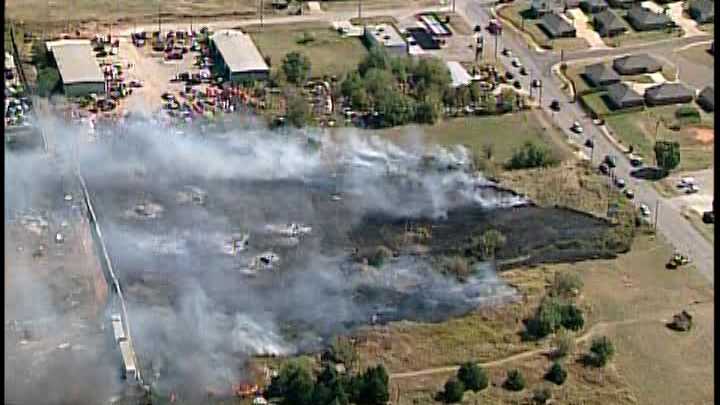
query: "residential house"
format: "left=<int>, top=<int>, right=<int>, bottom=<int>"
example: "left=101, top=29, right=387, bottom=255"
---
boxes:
left=644, top=83, right=694, bottom=106
left=580, top=0, right=608, bottom=13
left=608, top=0, right=639, bottom=9
left=583, top=63, right=621, bottom=87
left=688, top=0, right=714, bottom=24
left=593, top=10, right=628, bottom=37
left=697, top=86, right=714, bottom=112
left=538, top=12, right=577, bottom=38
left=612, top=53, right=662, bottom=75
left=605, top=82, right=644, bottom=109
left=626, top=4, right=673, bottom=31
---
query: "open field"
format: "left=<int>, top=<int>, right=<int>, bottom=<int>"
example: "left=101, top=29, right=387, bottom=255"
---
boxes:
left=497, top=3, right=590, bottom=52
left=604, top=105, right=714, bottom=172
left=245, top=23, right=369, bottom=79
left=368, top=112, right=575, bottom=169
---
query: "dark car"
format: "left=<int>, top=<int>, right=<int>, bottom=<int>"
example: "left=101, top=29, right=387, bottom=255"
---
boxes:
left=599, top=163, right=609, bottom=174
left=702, top=211, right=714, bottom=224
left=519, top=66, right=527, bottom=75
left=584, top=138, right=594, bottom=148
left=603, top=154, right=617, bottom=169
left=549, top=100, right=560, bottom=111
left=505, top=71, right=514, bottom=80
left=513, top=80, right=521, bottom=89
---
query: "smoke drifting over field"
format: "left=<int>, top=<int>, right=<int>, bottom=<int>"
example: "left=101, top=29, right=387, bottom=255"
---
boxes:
left=8, top=115, right=525, bottom=400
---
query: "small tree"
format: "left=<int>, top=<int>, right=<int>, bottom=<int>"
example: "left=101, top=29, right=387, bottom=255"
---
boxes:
left=457, top=362, right=488, bottom=392
left=654, top=140, right=680, bottom=173
left=533, top=387, right=552, bottom=404
left=282, top=51, right=312, bottom=84
left=545, top=361, right=567, bottom=385
left=561, top=304, right=584, bottom=331
left=480, top=229, right=506, bottom=260
left=552, top=329, right=576, bottom=359
left=441, top=378, right=465, bottom=403
left=504, top=369, right=525, bottom=391
left=589, top=336, right=615, bottom=367
left=286, top=91, right=310, bottom=128
left=550, top=271, right=583, bottom=298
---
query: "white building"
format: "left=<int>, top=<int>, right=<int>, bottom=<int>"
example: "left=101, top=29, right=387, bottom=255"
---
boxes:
left=364, top=24, right=408, bottom=57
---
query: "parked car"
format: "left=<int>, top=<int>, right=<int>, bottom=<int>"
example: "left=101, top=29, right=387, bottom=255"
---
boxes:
left=519, top=66, right=527, bottom=75
left=625, top=189, right=635, bottom=199
left=549, top=100, right=560, bottom=111
left=513, top=80, right=521, bottom=89
left=702, top=211, right=714, bottom=224
left=571, top=121, right=583, bottom=134
left=686, top=184, right=700, bottom=194
left=585, top=138, right=594, bottom=148
left=599, top=163, right=609, bottom=174
left=615, top=178, right=626, bottom=188
left=129, top=80, right=144, bottom=88
left=629, top=154, right=643, bottom=167
left=604, top=154, right=617, bottom=168
left=640, top=204, right=651, bottom=217
left=511, top=57, right=521, bottom=67
left=502, top=48, right=512, bottom=57
left=677, top=177, right=695, bottom=188
left=531, top=79, right=541, bottom=88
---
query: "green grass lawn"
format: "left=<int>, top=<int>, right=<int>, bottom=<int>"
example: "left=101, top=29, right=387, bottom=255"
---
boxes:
left=580, top=91, right=612, bottom=117
left=368, top=112, right=574, bottom=166
left=676, top=44, right=714, bottom=68
left=246, top=23, right=368, bottom=79
left=497, top=3, right=590, bottom=52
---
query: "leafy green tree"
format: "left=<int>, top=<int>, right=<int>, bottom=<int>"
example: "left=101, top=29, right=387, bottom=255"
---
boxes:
left=359, top=47, right=389, bottom=76
left=527, top=297, right=564, bottom=338
left=589, top=336, right=615, bottom=367
left=375, top=89, right=415, bottom=127
left=507, top=141, right=558, bottom=170
left=36, top=68, right=60, bottom=97
left=457, top=362, right=488, bottom=392
left=363, top=68, right=395, bottom=100
left=282, top=51, right=311, bottom=84
left=267, top=361, right=315, bottom=405
left=504, top=369, right=526, bottom=391
left=480, top=229, right=506, bottom=260
left=545, top=361, right=567, bottom=385
left=330, top=337, right=358, bottom=371
left=415, top=95, right=442, bottom=124
left=411, top=57, right=451, bottom=97
left=355, top=365, right=389, bottom=405
left=654, top=140, right=681, bottom=173
left=285, top=91, right=310, bottom=128
left=561, top=304, right=584, bottom=331
left=441, top=378, right=465, bottom=403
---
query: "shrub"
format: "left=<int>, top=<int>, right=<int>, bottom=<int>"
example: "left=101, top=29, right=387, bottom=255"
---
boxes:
left=589, top=336, right=615, bottom=367
left=549, top=271, right=583, bottom=298
left=527, top=298, right=584, bottom=339
left=560, top=304, right=585, bottom=331
left=35, top=67, right=60, bottom=97
left=545, top=361, right=567, bottom=385
left=296, top=31, right=316, bottom=45
left=533, top=387, right=552, bottom=404
left=441, top=378, right=465, bottom=403
left=654, top=141, right=680, bottom=173
left=368, top=246, right=392, bottom=267
left=506, top=141, right=559, bottom=170
left=503, top=369, right=525, bottom=391
left=282, top=51, right=311, bottom=84
left=440, top=256, right=471, bottom=280
left=675, top=105, right=700, bottom=119
left=552, top=329, right=575, bottom=359
left=457, top=362, right=488, bottom=392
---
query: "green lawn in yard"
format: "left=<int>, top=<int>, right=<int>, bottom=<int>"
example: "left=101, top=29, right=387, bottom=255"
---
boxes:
left=580, top=91, right=612, bottom=117
left=368, top=111, right=574, bottom=165
left=246, top=23, right=368, bottom=79
left=497, top=3, right=589, bottom=51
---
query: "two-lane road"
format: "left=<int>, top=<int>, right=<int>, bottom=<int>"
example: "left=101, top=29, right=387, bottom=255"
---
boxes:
left=454, top=0, right=714, bottom=283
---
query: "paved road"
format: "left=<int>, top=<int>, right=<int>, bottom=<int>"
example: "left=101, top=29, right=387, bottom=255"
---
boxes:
left=455, top=0, right=714, bottom=284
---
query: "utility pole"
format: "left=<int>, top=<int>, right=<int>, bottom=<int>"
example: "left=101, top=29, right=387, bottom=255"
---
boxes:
left=157, top=0, right=162, bottom=37
left=260, top=0, right=264, bottom=27
left=452, top=0, right=456, bottom=13
left=358, top=0, right=362, bottom=21
left=654, top=200, right=659, bottom=229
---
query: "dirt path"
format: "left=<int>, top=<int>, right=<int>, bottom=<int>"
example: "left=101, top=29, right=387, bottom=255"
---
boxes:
left=389, top=318, right=639, bottom=380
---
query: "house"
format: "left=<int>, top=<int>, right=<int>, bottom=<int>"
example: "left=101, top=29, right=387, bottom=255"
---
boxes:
left=46, top=40, right=106, bottom=97
left=580, top=0, right=608, bottom=13
left=605, top=82, right=644, bottom=109
left=608, top=0, right=638, bottom=9
left=364, top=24, right=408, bottom=57
left=593, top=10, right=628, bottom=37
left=529, top=0, right=554, bottom=17
left=697, top=86, right=714, bottom=112
left=612, top=53, right=662, bottom=75
left=583, top=63, right=621, bottom=87
left=688, top=0, right=714, bottom=24
left=210, top=30, right=269, bottom=83
left=538, top=12, right=577, bottom=38
left=645, top=83, right=694, bottom=106
left=626, top=5, right=673, bottom=31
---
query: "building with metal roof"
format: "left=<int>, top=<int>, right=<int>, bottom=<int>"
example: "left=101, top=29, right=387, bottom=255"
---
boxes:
left=644, top=82, right=694, bottom=106
left=626, top=5, right=673, bottom=31
left=364, top=24, right=408, bottom=57
left=593, top=10, right=628, bottom=37
left=46, top=39, right=105, bottom=97
left=612, top=53, right=662, bottom=75
left=538, top=12, right=577, bottom=38
left=210, top=30, right=270, bottom=83
left=688, top=0, right=714, bottom=24
left=583, top=63, right=621, bottom=87
left=605, top=82, right=644, bottom=109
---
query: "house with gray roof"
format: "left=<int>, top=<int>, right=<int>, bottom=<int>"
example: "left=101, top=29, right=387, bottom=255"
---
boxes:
left=626, top=5, right=673, bottom=31
left=538, top=12, right=577, bottom=38
left=612, top=54, right=662, bottom=75
left=210, top=30, right=270, bottom=83
left=645, top=83, right=694, bottom=106
left=583, top=63, right=621, bottom=87
left=608, top=0, right=639, bottom=9
left=605, top=82, right=644, bottom=109
left=593, top=10, right=628, bottom=37
left=688, top=0, right=714, bottom=24
left=46, top=39, right=106, bottom=97
left=697, top=86, right=714, bottom=112
left=580, top=0, right=608, bottom=13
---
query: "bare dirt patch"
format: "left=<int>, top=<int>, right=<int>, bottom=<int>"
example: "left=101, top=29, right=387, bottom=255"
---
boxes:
left=693, top=127, right=714, bottom=144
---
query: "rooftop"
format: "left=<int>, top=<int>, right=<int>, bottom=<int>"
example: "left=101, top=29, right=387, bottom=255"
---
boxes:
left=211, top=30, right=269, bottom=73
left=612, top=53, right=662, bottom=74
left=46, top=40, right=105, bottom=84
left=645, top=82, right=693, bottom=100
left=367, top=24, right=406, bottom=48
left=584, top=63, right=621, bottom=85
left=606, top=82, right=643, bottom=103
left=593, top=10, right=626, bottom=31
left=627, top=4, right=672, bottom=25
left=446, top=61, right=472, bottom=88
left=539, top=12, right=576, bottom=36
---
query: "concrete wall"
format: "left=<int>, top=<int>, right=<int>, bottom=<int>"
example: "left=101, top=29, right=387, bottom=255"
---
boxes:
left=63, top=81, right=105, bottom=98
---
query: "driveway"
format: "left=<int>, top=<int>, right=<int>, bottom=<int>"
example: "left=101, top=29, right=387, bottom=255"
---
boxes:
left=566, top=8, right=609, bottom=50
left=667, top=1, right=704, bottom=37
left=666, top=169, right=714, bottom=215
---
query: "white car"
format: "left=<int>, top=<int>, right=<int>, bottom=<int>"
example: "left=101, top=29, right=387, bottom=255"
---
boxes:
left=615, top=178, right=626, bottom=188
left=639, top=204, right=651, bottom=217
left=511, top=57, right=521, bottom=67
left=678, top=177, right=695, bottom=188
left=571, top=121, right=583, bottom=134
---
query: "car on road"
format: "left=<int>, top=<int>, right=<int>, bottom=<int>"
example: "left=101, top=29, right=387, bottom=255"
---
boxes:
left=519, top=66, right=528, bottom=75
left=629, top=154, right=643, bottom=167
left=640, top=204, right=651, bottom=217
left=511, top=57, right=522, bottom=68
left=686, top=184, right=700, bottom=194
left=531, top=79, right=541, bottom=88
left=677, top=177, right=695, bottom=188
left=603, top=154, right=617, bottom=169
left=584, top=138, right=594, bottom=148
left=571, top=121, right=583, bottom=134
left=502, top=48, right=512, bottom=57
left=513, top=80, right=522, bottom=89
left=549, top=100, right=560, bottom=111
left=615, top=178, right=626, bottom=188
left=505, top=71, right=514, bottom=80
left=624, top=189, right=634, bottom=199
left=129, top=80, right=144, bottom=88
left=592, top=118, right=605, bottom=125
left=702, top=211, right=714, bottom=224
left=599, top=162, right=609, bottom=174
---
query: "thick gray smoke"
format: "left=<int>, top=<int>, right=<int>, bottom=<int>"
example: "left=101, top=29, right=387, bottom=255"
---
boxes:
left=7, top=114, right=520, bottom=400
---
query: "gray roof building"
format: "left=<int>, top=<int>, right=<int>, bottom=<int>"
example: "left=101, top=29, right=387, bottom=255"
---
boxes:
left=580, top=0, right=608, bottom=13
left=605, top=82, right=644, bottom=109
left=626, top=5, right=673, bottom=31
left=210, top=30, right=270, bottom=82
left=645, top=83, right=694, bottom=106
left=583, top=63, right=621, bottom=87
left=688, top=0, right=714, bottom=24
left=538, top=12, right=577, bottom=38
left=46, top=39, right=106, bottom=97
left=608, top=0, right=639, bottom=9
left=593, top=10, right=628, bottom=37
left=697, top=86, right=714, bottom=112
left=612, top=54, right=662, bottom=75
